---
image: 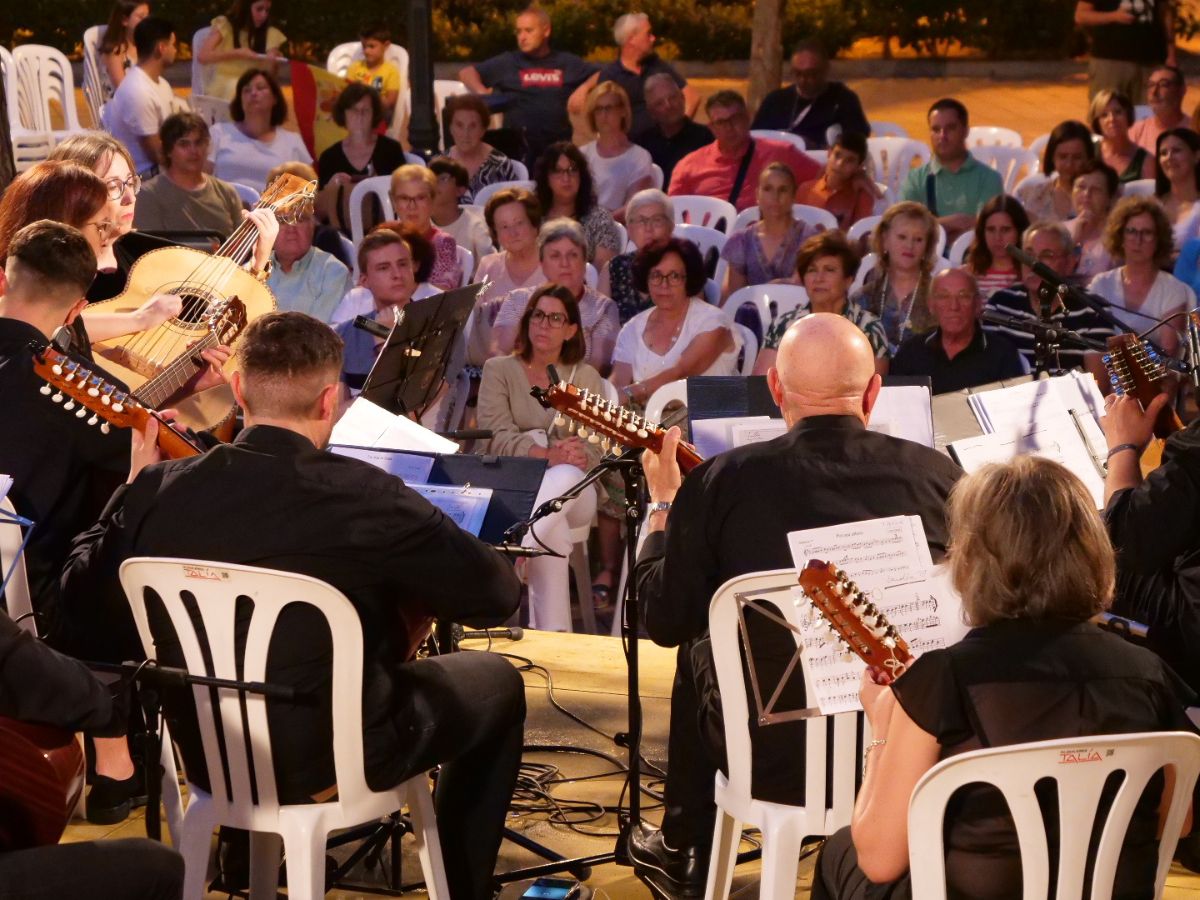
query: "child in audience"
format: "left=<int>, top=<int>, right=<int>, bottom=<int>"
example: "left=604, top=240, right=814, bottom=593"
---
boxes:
left=796, top=132, right=876, bottom=231
left=347, top=23, right=401, bottom=119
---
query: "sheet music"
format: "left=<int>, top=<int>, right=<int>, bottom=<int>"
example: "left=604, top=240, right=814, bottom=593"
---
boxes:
left=968, top=377, right=1071, bottom=437
left=867, top=385, right=935, bottom=448
left=691, top=415, right=771, bottom=458
left=787, top=515, right=933, bottom=593
left=411, top=484, right=492, bottom=536
left=328, top=446, right=436, bottom=483
left=330, top=397, right=458, bottom=454
left=729, top=419, right=788, bottom=448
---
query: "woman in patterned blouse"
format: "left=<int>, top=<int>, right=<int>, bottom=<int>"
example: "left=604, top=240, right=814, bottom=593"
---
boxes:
left=534, top=141, right=624, bottom=270
left=598, top=189, right=675, bottom=324
left=445, top=93, right=519, bottom=203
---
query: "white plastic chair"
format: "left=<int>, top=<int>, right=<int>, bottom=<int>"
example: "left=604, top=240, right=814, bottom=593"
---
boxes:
left=404, top=151, right=425, bottom=167
left=872, top=182, right=895, bottom=216
left=82, top=25, right=106, bottom=128
left=473, top=179, right=536, bottom=210
left=946, top=230, right=974, bottom=265
left=12, top=45, right=83, bottom=141
left=671, top=195, right=739, bottom=234
left=0, top=48, right=52, bottom=172
left=705, top=569, right=866, bottom=900
left=971, top=145, right=1039, bottom=192
left=1028, top=133, right=1050, bottom=163
left=908, top=731, right=1200, bottom=900
left=1122, top=178, right=1156, bottom=198
left=866, top=137, right=931, bottom=196
left=649, top=163, right=664, bottom=190
left=806, top=149, right=828, bottom=168
left=725, top=284, right=809, bottom=334
left=731, top=203, right=838, bottom=235
left=869, top=121, right=908, bottom=138
left=119, top=557, right=450, bottom=900
left=506, top=159, right=530, bottom=181
left=644, top=379, right=687, bottom=428
left=750, top=129, right=805, bottom=152
left=585, top=262, right=598, bottom=288
left=674, top=223, right=728, bottom=282
left=231, top=182, right=261, bottom=207
left=433, top=78, right=468, bottom=132
left=1013, top=171, right=1050, bottom=203
left=847, top=214, right=881, bottom=249
left=613, top=221, right=628, bottom=256
left=734, top=323, right=758, bottom=375
left=1134, top=104, right=1151, bottom=122
left=456, top=244, right=474, bottom=286
left=347, top=175, right=396, bottom=248
left=966, top=125, right=1024, bottom=148
left=326, top=41, right=411, bottom=141
left=189, top=93, right=231, bottom=125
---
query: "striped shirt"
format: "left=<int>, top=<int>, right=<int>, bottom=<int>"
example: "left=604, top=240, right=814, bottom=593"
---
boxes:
left=983, top=286, right=1117, bottom=372
left=764, top=302, right=890, bottom=358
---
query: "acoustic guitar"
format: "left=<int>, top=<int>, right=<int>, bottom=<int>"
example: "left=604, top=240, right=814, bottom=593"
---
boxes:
left=87, top=174, right=316, bottom=433
left=1102, top=333, right=1182, bottom=474
left=0, top=717, right=85, bottom=851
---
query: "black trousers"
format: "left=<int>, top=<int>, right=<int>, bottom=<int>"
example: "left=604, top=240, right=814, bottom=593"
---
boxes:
left=811, top=827, right=911, bottom=900
left=0, top=838, right=184, bottom=900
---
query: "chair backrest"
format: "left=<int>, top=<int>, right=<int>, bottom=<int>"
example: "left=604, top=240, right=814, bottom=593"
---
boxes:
left=119, top=558, right=379, bottom=817
left=191, top=27, right=214, bottom=96
left=866, top=137, right=931, bottom=195
left=9, top=130, right=55, bottom=172
left=347, top=175, right=395, bottom=248
left=189, top=93, right=232, bottom=125
left=649, top=163, right=664, bottom=190
left=1027, top=133, right=1050, bottom=163
left=644, top=379, right=688, bottom=427
left=946, top=229, right=974, bottom=265
left=433, top=78, right=467, bottom=129
left=585, top=262, right=598, bottom=288
left=0, top=46, right=19, bottom=131
left=0, top=498, right=35, bottom=636
left=869, top=120, right=908, bottom=138
left=727, top=284, right=809, bottom=336
left=709, top=569, right=864, bottom=834
left=806, top=148, right=828, bottom=168
left=847, top=214, right=881, bottom=248
left=971, top=145, right=1039, bottom=192
left=230, top=182, right=261, bottom=207
left=671, top=195, right=738, bottom=234
left=750, top=129, right=805, bottom=152
left=1134, top=104, right=1151, bottom=122
left=908, top=731, right=1200, bottom=900
left=674, top=222, right=728, bottom=280
left=873, top=181, right=894, bottom=215
left=734, top=322, right=758, bottom=375
left=81, top=25, right=105, bottom=128
left=325, top=41, right=359, bottom=77
left=472, top=179, right=536, bottom=210
left=1013, top=171, right=1051, bottom=203
left=12, top=45, right=81, bottom=133
left=456, top=245, right=474, bottom=286
left=966, top=125, right=1024, bottom=148
left=508, top=159, right=530, bottom=181
left=404, top=151, right=425, bottom=167
left=852, top=252, right=879, bottom=294
left=1122, top=178, right=1156, bottom=198
left=731, top=203, right=838, bottom=235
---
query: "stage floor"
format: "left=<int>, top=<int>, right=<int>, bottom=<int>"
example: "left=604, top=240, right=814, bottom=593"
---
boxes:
left=63, top=629, right=1200, bottom=898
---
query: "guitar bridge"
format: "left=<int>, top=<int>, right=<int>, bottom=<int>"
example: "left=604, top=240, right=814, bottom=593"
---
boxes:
left=95, top=345, right=167, bottom=380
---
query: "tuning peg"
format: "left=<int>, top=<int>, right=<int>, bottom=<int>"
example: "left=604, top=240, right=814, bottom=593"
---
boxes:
left=39, top=384, right=51, bottom=396
left=111, top=401, right=124, bottom=413
left=86, top=415, right=99, bottom=426
left=51, top=391, right=64, bottom=403
left=50, top=363, right=63, bottom=375
left=588, top=432, right=600, bottom=444
left=600, top=437, right=611, bottom=452
left=75, top=407, right=87, bottom=418
left=100, top=394, right=111, bottom=405
left=63, top=399, right=75, bottom=410
left=100, top=423, right=110, bottom=434
left=553, top=414, right=566, bottom=427
left=577, top=425, right=589, bottom=439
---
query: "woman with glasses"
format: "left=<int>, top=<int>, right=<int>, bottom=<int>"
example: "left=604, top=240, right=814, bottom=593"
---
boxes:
left=1154, top=128, right=1200, bottom=253
left=598, top=189, right=675, bottom=323
left=534, top=141, right=623, bottom=270
left=579, top=82, right=654, bottom=221
left=388, top=164, right=462, bottom=292
left=1089, top=195, right=1192, bottom=356
left=721, top=161, right=812, bottom=303
left=477, top=284, right=610, bottom=632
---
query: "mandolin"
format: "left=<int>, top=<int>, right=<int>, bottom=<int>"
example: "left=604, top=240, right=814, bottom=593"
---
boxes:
left=86, top=173, right=316, bottom=433
left=0, top=717, right=85, bottom=851
left=1102, top=332, right=1182, bottom=474
left=530, top=379, right=704, bottom=473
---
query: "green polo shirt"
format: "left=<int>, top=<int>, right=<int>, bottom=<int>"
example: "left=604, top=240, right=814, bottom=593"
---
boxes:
left=899, top=152, right=1004, bottom=217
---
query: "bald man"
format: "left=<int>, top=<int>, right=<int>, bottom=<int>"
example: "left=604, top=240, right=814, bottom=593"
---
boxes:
left=627, top=313, right=962, bottom=897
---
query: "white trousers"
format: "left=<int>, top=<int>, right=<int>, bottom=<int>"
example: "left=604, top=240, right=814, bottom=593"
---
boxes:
left=524, top=463, right=597, bottom=632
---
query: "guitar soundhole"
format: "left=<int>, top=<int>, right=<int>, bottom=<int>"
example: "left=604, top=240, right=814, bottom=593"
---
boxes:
left=176, top=291, right=217, bottom=324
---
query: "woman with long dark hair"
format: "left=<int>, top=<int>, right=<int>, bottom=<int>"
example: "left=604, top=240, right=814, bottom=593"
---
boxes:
left=1014, top=119, right=1094, bottom=221
left=963, top=195, right=1029, bottom=299
left=533, top=141, right=623, bottom=270
left=97, top=0, right=150, bottom=98
left=196, top=0, right=287, bottom=101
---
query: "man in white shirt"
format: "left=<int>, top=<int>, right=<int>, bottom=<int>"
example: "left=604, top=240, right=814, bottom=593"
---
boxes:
left=106, top=17, right=178, bottom=177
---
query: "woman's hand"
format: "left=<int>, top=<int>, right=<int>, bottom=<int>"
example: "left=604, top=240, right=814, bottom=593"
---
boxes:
left=244, top=208, right=280, bottom=272
left=860, top=667, right=898, bottom=735
left=136, top=293, right=184, bottom=331
left=548, top=437, right=588, bottom=469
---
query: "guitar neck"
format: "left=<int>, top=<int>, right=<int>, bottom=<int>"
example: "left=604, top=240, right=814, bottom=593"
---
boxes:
left=134, top=333, right=218, bottom=410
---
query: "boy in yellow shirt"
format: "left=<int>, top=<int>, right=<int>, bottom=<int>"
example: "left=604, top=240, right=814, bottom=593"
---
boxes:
left=346, top=24, right=401, bottom=119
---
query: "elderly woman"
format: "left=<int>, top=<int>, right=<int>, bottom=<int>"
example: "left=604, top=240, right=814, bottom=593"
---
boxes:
left=445, top=93, right=518, bottom=203
left=207, top=68, right=311, bottom=190
left=491, top=219, right=620, bottom=373
left=810, top=456, right=1196, bottom=900
left=534, top=141, right=624, bottom=270
left=1154, top=128, right=1200, bottom=252
left=795, top=131, right=876, bottom=231
left=1089, top=195, right=1193, bottom=356
left=852, top=201, right=940, bottom=354
left=1015, top=120, right=1094, bottom=222
left=963, top=194, right=1029, bottom=299
left=1090, top=90, right=1155, bottom=184
left=1066, top=159, right=1119, bottom=279
left=389, top=164, right=462, bottom=291
left=579, top=82, right=654, bottom=220
left=599, top=188, right=675, bottom=323
left=754, top=230, right=887, bottom=376
left=721, top=161, right=813, bottom=303
left=477, top=284, right=610, bottom=632
left=196, top=0, right=286, bottom=101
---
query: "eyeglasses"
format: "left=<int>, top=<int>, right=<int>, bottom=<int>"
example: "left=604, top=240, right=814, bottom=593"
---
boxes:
left=648, top=270, right=684, bottom=286
left=932, top=291, right=977, bottom=304
left=628, top=214, right=671, bottom=229
left=550, top=166, right=579, bottom=177
left=708, top=113, right=744, bottom=130
left=104, top=173, right=141, bottom=200
left=84, top=219, right=120, bottom=241
left=530, top=310, right=568, bottom=327
left=1123, top=226, right=1157, bottom=242
left=392, top=192, right=430, bottom=207
left=1148, top=79, right=1181, bottom=90
left=594, top=103, right=623, bottom=114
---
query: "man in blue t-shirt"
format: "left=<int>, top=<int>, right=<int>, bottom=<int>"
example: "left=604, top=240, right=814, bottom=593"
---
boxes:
left=460, top=7, right=596, bottom=167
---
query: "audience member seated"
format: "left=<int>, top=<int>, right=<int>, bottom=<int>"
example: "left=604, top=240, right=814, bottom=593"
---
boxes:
left=1067, top=159, right=1119, bottom=278
left=669, top=90, right=820, bottom=212
left=580, top=82, right=655, bottom=219
left=491, top=219, right=620, bottom=373
left=268, top=159, right=351, bottom=270
left=755, top=230, right=887, bottom=375
left=266, top=210, right=352, bottom=323
left=900, top=97, right=1004, bottom=243
left=98, top=0, right=149, bottom=100
left=795, top=131, right=876, bottom=230
left=443, top=94, right=518, bottom=203
left=390, top=164, right=463, bottom=291
left=208, top=68, right=311, bottom=190
left=985, top=220, right=1115, bottom=373
left=345, top=23, right=401, bottom=118
left=458, top=5, right=596, bottom=167
left=890, top=268, right=1026, bottom=392
left=315, top=83, right=406, bottom=234
left=963, top=194, right=1029, bottom=299
left=1090, top=89, right=1156, bottom=183
left=477, top=284, right=610, bottom=631
left=196, top=0, right=286, bottom=102
left=1154, top=127, right=1200, bottom=251
left=851, top=201, right=939, bottom=354
left=611, top=237, right=739, bottom=405
left=810, top=456, right=1197, bottom=900
left=134, top=112, right=243, bottom=235
left=1015, top=119, right=1094, bottom=221
left=1129, top=65, right=1193, bottom=153
left=534, top=142, right=624, bottom=269
left=751, top=39, right=871, bottom=150
left=429, top=156, right=494, bottom=266
left=107, top=17, right=179, bottom=177
left=1090, top=195, right=1192, bottom=355
left=633, top=74, right=713, bottom=190
left=721, top=162, right=813, bottom=302
left=599, top=188, right=674, bottom=323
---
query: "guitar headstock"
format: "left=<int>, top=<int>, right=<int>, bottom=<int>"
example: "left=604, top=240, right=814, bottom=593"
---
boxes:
left=205, top=297, right=248, bottom=345
left=31, top=346, right=147, bottom=434
left=1103, top=334, right=1180, bottom=438
left=259, top=173, right=317, bottom=225
left=797, top=559, right=913, bottom=673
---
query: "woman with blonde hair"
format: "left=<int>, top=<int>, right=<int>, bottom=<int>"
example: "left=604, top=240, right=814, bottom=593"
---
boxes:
left=579, top=81, right=655, bottom=220
left=852, top=202, right=939, bottom=353
left=1090, top=89, right=1155, bottom=184
left=389, top=164, right=462, bottom=291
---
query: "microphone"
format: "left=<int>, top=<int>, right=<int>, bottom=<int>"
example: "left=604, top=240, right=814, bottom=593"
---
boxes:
left=493, top=543, right=556, bottom=558
left=353, top=315, right=391, bottom=339
left=1090, top=611, right=1149, bottom=641
left=1005, top=243, right=1072, bottom=290
left=455, top=625, right=525, bottom=642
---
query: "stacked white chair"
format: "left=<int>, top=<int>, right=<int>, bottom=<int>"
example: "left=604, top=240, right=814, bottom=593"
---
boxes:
left=966, top=125, right=1024, bottom=148
left=82, top=25, right=106, bottom=128
left=12, top=45, right=83, bottom=143
left=971, top=145, right=1038, bottom=192
left=866, top=137, right=930, bottom=196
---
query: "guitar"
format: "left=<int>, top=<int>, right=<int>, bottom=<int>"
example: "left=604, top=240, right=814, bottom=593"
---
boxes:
left=87, top=173, right=316, bottom=433
left=796, top=559, right=913, bottom=676
left=32, top=345, right=205, bottom=460
left=530, top=380, right=704, bottom=473
left=1102, top=333, right=1182, bottom=474
left=0, top=718, right=85, bottom=851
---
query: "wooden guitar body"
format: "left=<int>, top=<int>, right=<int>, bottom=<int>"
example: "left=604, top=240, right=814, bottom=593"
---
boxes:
left=0, top=717, right=85, bottom=851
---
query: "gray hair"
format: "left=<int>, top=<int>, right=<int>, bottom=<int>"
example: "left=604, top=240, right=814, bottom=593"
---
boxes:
left=626, top=188, right=673, bottom=222
left=1022, top=219, right=1072, bottom=253
left=931, top=266, right=979, bottom=298
left=643, top=72, right=678, bottom=97
left=613, top=12, right=649, bottom=46
left=537, top=217, right=588, bottom=257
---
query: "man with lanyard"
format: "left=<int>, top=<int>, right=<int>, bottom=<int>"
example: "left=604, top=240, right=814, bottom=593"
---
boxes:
left=751, top=40, right=871, bottom=150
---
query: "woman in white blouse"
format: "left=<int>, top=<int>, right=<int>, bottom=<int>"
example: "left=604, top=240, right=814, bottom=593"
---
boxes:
left=579, top=82, right=654, bottom=222
left=207, top=68, right=310, bottom=189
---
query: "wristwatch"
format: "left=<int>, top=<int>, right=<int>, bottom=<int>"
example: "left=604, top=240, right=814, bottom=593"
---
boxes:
left=648, top=501, right=673, bottom=515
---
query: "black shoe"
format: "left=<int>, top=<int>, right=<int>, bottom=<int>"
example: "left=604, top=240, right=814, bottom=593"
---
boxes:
left=1177, top=832, right=1200, bottom=873
left=627, top=823, right=708, bottom=898
left=85, top=771, right=148, bottom=825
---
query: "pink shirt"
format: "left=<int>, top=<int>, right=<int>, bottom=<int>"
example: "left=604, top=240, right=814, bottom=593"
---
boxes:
left=667, top=138, right=821, bottom=212
left=1129, top=110, right=1195, bottom=154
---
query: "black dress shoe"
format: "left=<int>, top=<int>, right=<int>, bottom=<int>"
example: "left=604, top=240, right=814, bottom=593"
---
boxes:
left=85, top=771, right=148, bottom=825
left=627, top=823, right=708, bottom=898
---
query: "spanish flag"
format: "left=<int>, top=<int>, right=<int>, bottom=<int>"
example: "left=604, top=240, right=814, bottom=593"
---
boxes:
left=289, top=60, right=348, bottom=160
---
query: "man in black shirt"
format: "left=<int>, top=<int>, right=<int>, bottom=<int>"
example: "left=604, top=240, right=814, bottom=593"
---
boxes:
left=891, top=268, right=1026, bottom=393
left=1076, top=0, right=1174, bottom=103
left=627, top=313, right=961, bottom=896
left=633, top=74, right=714, bottom=189
left=751, top=41, right=871, bottom=150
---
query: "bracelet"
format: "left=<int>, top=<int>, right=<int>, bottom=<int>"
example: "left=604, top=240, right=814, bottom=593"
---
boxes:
left=863, top=738, right=887, bottom=774
left=1106, top=443, right=1139, bottom=461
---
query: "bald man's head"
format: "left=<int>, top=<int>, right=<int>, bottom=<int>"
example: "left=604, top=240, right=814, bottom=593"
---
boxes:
left=769, top=313, right=881, bottom=424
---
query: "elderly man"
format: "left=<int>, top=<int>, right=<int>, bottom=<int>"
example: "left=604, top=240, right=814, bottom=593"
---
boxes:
left=459, top=6, right=596, bottom=167
left=751, top=40, right=871, bottom=150
left=1129, top=65, right=1195, bottom=152
left=633, top=74, right=713, bottom=188
left=1075, top=0, right=1174, bottom=103
left=984, top=220, right=1117, bottom=374
left=266, top=211, right=353, bottom=323
left=628, top=313, right=961, bottom=897
left=900, top=97, right=1004, bottom=243
left=890, top=268, right=1026, bottom=392
left=668, top=90, right=820, bottom=212
left=567, top=13, right=698, bottom=136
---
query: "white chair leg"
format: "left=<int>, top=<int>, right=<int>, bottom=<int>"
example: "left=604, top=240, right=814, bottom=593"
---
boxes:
left=758, top=818, right=805, bottom=900
left=406, top=777, right=451, bottom=899
left=159, top=733, right=185, bottom=848
left=177, top=805, right=219, bottom=900
left=249, top=831, right=282, bottom=900
left=280, top=819, right=328, bottom=900
left=703, top=810, right=741, bottom=900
